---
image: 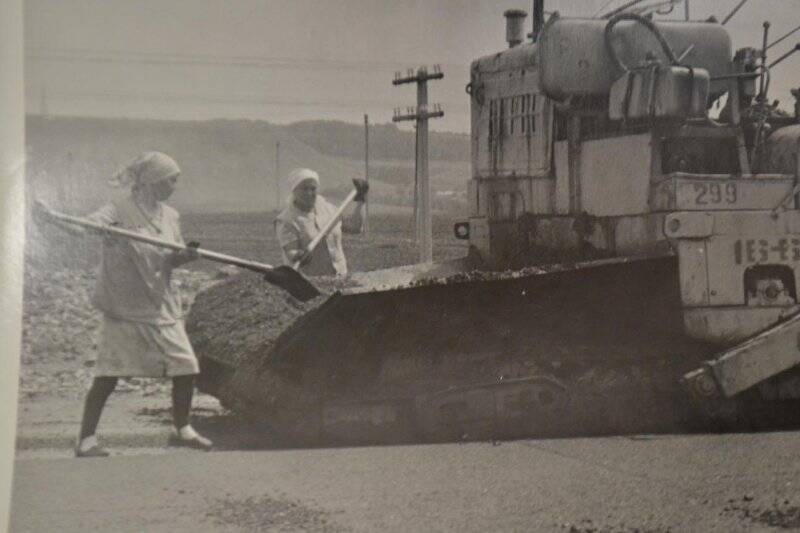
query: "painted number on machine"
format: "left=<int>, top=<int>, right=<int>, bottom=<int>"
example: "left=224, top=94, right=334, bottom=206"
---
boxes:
left=693, top=182, right=738, bottom=206
left=734, top=238, right=800, bottom=265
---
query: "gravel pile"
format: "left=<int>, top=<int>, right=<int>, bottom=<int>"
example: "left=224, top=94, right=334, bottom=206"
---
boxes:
left=186, top=272, right=352, bottom=368
left=186, top=272, right=358, bottom=412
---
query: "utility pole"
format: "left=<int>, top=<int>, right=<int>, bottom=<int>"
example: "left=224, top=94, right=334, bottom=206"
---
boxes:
left=275, top=141, right=280, bottom=211
left=363, top=114, right=370, bottom=234
left=392, top=65, right=444, bottom=264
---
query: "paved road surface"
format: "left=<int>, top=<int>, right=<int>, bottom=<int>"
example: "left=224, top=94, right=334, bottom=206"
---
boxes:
left=10, top=431, right=800, bottom=532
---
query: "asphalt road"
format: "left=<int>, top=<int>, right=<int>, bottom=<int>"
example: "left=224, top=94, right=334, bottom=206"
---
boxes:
left=10, top=430, right=800, bottom=532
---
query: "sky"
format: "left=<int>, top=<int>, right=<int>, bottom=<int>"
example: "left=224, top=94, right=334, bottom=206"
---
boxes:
left=24, top=0, right=800, bottom=132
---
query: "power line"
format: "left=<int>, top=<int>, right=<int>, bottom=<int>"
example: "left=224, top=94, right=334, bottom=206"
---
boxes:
left=26, top=47, right=469, bottom=73
left=38, top=88, right=471, bottom=111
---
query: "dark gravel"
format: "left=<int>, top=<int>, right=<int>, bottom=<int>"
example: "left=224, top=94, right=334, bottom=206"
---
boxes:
left=722, top=496, right=800, bottom=529
left=186, top=272, right=353, bottom=368
left=205, top=493, right=345, bottom=532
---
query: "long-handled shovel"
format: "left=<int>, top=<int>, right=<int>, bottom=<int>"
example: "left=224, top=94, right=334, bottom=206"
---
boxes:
left=292, top=179, right=368, bottom=269
left=43, top=209, right=321, bottom=302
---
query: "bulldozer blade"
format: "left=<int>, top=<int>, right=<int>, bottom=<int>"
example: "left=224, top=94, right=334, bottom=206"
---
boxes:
left=190, top=255, right=722, bottom=446
left=262, top=265, right=320, bottom=302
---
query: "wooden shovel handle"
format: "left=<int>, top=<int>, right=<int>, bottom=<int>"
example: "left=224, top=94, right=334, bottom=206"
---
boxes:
left=46, top=209, right=279, bottom=275
left=293, top=185, right=360, bottom=269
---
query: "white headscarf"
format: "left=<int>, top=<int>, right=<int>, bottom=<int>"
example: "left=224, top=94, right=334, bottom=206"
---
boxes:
left=287, top=168, right=320, bottom=204
left=109, top=151, right=181, bottom=189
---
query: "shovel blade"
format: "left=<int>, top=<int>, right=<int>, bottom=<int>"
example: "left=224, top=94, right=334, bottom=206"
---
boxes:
left=263, top=265, right=321, bottom=302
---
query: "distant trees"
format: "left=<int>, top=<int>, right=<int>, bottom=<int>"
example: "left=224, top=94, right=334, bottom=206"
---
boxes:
left=285, top=120, right=469, bottom=161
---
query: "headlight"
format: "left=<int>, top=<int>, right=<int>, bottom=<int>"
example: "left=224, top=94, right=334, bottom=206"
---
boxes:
left=453, top=222, right=470, bottom=240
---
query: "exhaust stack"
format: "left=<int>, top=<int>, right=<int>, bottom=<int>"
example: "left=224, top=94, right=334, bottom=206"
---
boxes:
left=504, top=9, right=527, bottom=48
left=532, top=0, right=545, bottom=41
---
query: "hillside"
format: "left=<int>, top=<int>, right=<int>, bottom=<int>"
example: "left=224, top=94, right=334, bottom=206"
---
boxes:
left=27, top=116, right=470, bottom=215
left=27, top=116, right=366, bottom=214
left=285, top=120, right=470, bottom=161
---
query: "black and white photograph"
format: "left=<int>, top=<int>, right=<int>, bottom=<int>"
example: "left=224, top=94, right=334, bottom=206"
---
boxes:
left=3, top=0, right=800, bottom=531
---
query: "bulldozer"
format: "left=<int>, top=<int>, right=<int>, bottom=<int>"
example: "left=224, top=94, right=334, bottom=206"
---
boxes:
left=187, top=2, right=800, bottom=446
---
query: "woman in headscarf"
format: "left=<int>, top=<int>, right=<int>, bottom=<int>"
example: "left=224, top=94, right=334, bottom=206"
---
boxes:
left=34, top=151, right=212, bottom=457
left=274, top=168, right=367, bottom=277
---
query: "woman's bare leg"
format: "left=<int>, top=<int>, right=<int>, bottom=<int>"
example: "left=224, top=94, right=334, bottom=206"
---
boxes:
left=171, top=374, right=194, bottom=429
left=170, top=375, right=212, bottom=450
left=79, top=377, right=118, bottom=440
